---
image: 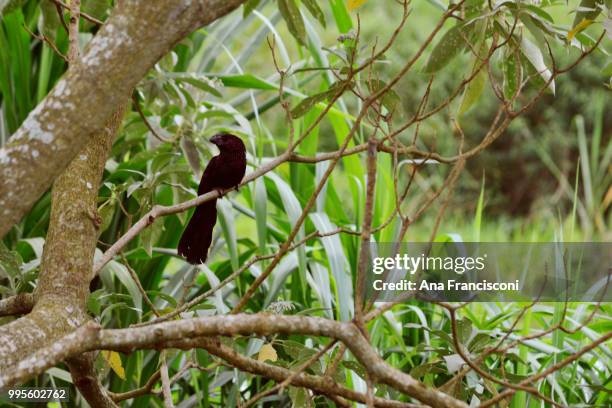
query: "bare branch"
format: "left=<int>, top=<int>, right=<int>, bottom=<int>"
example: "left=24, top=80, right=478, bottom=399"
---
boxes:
left=66, top=352, right=118, bottom=408
left=0, top=293, right=34, bottom=317
left=0, top=315, right=467, bottom=408
left=160, top=351, right=175, bottom=408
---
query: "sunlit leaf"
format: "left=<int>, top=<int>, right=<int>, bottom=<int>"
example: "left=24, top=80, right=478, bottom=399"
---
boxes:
left=568, top=18, right=594, bottom=41
left=257, top=343, right=278, bottom=362
left=101, top=350, right=126, bottom=380
left=347, top=0, right=367, bottom=11
left=572, top=0, right=603, bottom=29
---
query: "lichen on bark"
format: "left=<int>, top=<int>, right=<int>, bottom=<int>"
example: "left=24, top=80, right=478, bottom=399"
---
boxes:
left=35, top=106, right=126, bottom=309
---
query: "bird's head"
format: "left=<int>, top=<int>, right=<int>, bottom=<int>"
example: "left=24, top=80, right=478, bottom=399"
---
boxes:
left=210, top=133, right=245, bottom=153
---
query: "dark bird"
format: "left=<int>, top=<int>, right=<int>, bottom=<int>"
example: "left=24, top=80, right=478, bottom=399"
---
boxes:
left=178, top=133, right=246, bottom=264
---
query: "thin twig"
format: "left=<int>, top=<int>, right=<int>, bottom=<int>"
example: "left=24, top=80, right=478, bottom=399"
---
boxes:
left=50, top=0, right=104, bottom=26
left=159, top=351, right=175, bottom=408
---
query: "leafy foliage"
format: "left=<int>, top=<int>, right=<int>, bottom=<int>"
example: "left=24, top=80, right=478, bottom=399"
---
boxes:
left=0, top=0, right=610, bottom=406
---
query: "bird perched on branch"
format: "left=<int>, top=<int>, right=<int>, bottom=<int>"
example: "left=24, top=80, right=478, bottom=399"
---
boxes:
left=178, top=133, right=246, bottom=264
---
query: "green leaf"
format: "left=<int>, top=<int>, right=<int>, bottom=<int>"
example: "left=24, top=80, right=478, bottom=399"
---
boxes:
left=302, top=0, right=326, bottom=27
left=519, top=36, right=554, bottom=95
left=266, top=172, right=307, bottom=298
left=288, top=387, right=312, bottom=408
left=253, top=178, right=268, bottom=254
left=291, top=91, right=329, bottom=118
left=82, top=0, right=110, bottom=24
left=456, top=318, right=473, bottom=344
left=98, top=199, right=116, bottom=235
left=0, top=240, right=21, bottom=281
left=342, top=360, right=366, bottom=378
left=458, top=66, right=486, bottom=116
left=368, top=79, right=400, bottom=114
left=458, top=23, right=487, bottom=116
left=502, top=48, right=522, bottom=100
left=217, top=199, right=239, bottom=271
left=307, top=262, right=333, bottom=318
left=215, top=74, right=276, bottom=90
left=101, top=260, right=143, bottom=314
left=279, top=0, right=306, bottom=46
left=602, top=61, right=612, bottom=76
left=171, top=73, right=223, bottom=97
left=464, top=0, right=485, bottom=19
left=243, top=0, right=261, bottom=17
left=20, top=238, right=45, bottom=259
left=87, top=289, right=104, bottom=316
left=309, top=212, right=353, bottom=321
left=524, top=5, right=554, bottom=24
left=423, top=24, right=474, bottom=73
left=411, top=362, right=445, bottom=378
left=38, top=0, right=60, bottom=40
left=291, top=81, right=347, bottom=118
left=0, top=0, right=26, bottom=15
left=520, top=14, right=550, bottom=49
left=329, top=0, right=352, bottom=33
left=47, top=368, right=73, bottom=384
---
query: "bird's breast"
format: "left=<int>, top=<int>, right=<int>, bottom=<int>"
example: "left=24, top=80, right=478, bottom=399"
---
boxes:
left=217, top=153, right=246, bottom=188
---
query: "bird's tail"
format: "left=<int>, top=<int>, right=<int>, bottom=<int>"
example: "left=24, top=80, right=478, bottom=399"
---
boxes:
left=177, top=199, right=217, bottom=264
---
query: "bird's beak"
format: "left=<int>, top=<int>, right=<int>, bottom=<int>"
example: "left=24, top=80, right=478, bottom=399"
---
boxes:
left=210, top=134, right=222, bottom=145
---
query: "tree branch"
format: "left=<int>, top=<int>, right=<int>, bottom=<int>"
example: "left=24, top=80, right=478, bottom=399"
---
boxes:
left=0, top=314, right=467, bottom=408
left=67, top=352, right=119, bottom=408
left=0, top=293, right=34, bottom=317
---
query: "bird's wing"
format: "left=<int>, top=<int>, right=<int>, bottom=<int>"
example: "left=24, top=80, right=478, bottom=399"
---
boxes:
left=197, top=155, right=221, bottom=194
